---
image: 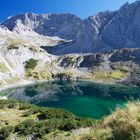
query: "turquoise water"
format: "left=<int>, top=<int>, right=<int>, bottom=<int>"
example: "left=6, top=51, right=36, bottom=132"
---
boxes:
left=1, top=81, right=140, bottom=119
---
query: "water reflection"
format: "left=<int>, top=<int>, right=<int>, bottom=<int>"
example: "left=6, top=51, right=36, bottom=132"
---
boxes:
left=2, top=81, right=140, bottom=118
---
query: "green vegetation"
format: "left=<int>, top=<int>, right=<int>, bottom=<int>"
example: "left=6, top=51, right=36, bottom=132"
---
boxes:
left=1, top=100, right=140, bottom=140
left=29, top=47, right=38, bottom=52
left=55, top=72, right=73, bottom=82
left=80, top=102, right=140, bottom=140
left=91, top=70, right=109, bottom=81
left=110, top=70, right=124, bottom=79
left=25, top=58, right=38, bottom=69
left=5, top=77, right=20, bottom=85
left=0, top=100, right=95, bottom=139
left=111, top=63, right=130, bottom=73
left=91, top=69, right=128, bottom=81
left=26, top=69, right=52, bottom=80
left=1, top=99, right=140, bottom=140
left=0, top=63, right=9, bottom=72
left=0, top=126, right=14, bottom=139
left=40, top=70, right=52, bottom=80
left=7, top=45, right=19, bottom=50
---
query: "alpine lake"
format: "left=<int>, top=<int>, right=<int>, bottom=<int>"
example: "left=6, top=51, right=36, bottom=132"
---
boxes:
left=1, top=80, right=140, bottom=119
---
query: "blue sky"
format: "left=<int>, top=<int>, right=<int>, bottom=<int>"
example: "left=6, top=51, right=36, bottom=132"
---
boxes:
left=0, top=0, right=136, bottom=21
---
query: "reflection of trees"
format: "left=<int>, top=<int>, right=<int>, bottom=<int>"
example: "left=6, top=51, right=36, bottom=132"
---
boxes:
left=1, top=81, right=84, bottom=104
left=109, top=86, right=140, bottom=100
left=2, top=81, right=140, bottom=104
left=59, top=81, right=83, bottom=96
left=81, top=83, right=111, bottom=98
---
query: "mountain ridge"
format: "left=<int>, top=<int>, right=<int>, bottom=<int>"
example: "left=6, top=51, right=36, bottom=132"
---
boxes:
left=1, top=1, right=140, bottom=54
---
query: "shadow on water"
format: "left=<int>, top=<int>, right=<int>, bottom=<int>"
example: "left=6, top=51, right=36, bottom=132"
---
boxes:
left=1, top=80, right=140, bottom=119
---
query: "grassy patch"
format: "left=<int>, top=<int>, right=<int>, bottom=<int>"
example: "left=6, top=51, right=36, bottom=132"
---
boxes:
left=0, top=63, right=9, bottom=72
left=110, top=71, right=124, bottom=79
left=0, top=100, right=95, bottom=139
left=5, top=77, right=20, bottom=85
left=111, top=63, right=130, bottom=73
left=81, top=102, right=140, bottom=140
left=91, top=70, right=109, bottom=80
left=40, top=70, right=52, bottom=80
left=1, top=100, right=140, bottom=140
left=25, top=69, right=52, bottom=80
left=0, top=108, right=28, bottom=128
left=91, top=69, right=128, bottom=81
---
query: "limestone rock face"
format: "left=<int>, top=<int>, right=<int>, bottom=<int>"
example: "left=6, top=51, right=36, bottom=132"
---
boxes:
left=99, top=1, right=140, bottom=51
left=2, top=1, right=140, bottom=54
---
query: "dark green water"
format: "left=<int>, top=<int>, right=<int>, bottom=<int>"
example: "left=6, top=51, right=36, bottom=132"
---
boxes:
left=1, top=81, right=140, bottom=119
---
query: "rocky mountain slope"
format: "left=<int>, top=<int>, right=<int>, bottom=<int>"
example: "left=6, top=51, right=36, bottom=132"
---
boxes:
left=0, top=1, right=140, bottom=88
left=2, top=1, right=140, bottom=55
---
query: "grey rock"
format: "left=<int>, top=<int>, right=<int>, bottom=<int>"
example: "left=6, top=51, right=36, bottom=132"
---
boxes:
left=2, top=1, right=140, bottom=55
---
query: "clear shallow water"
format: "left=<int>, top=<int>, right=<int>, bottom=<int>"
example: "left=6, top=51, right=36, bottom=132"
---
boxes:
left=1, top=81, right=140, bottom=119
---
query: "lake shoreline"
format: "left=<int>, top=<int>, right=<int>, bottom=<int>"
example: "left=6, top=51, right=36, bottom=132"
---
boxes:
left=1, top=79, right=136, bottom=119
left=0, top=78, right=135, bottom=93
left=0, top=80, right=50, bottom=92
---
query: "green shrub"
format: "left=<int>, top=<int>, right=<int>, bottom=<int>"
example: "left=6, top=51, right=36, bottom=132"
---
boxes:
left=8, top=45, right=19, bottom=50
left=18, top=103, right=31, bottom=110
left=0, top=100, right=95, bottom=138
left=76, top=118, right=95, bottom=127
left=15, top=119, right=35, bottom=135
left=25, top=58, right=38, bottom=69
left=37, top=108, right=75, bottom=120
left=0, top=126, right=14, bottom=139
left=62, top=119, right=78, bottom=131
left=7, top=101, right=18, bottom=109
left=31, top=119, right=63, bottom=137
left=55, top=72, right=73, bottom=82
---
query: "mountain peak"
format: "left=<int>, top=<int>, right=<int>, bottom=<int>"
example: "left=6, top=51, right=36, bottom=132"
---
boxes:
left=2, top=13, right=82, bottom=35
left=1, top=0, right=140, bottom=54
